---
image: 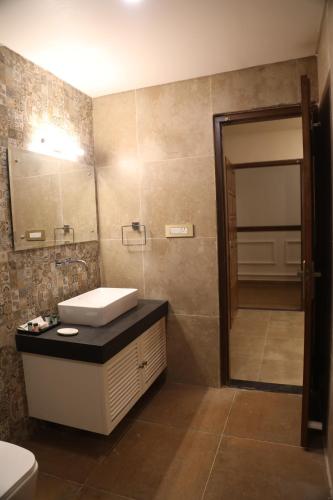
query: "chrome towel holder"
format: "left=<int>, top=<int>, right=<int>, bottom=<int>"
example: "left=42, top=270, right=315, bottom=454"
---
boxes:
left=121, top=222, right=147, bottom=246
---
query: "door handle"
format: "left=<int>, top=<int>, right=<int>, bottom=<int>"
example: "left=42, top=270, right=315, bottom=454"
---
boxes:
left=297, top=261, right=321, bottom=305
left=297, top=262, right=322, bottom=279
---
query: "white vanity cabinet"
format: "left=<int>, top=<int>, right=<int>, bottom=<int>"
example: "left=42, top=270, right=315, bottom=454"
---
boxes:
left=22, top=318, right=167, bottom=435
left=106, top=319, right=167, bottom=431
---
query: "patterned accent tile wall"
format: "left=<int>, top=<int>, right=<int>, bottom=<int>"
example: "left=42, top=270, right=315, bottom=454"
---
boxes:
left=0, top=46, right=100, bottom=442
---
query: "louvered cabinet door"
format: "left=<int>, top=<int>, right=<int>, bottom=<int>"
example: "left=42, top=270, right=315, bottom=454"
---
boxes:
left=140, top=319, right=167, bottom=391
left=104, top=339, right=142, bottom=433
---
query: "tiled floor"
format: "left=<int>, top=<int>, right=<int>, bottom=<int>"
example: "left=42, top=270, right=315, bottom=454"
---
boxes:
left=230, top=309, right=304, bottom=385
left=21, top=381, right=330, bottom=500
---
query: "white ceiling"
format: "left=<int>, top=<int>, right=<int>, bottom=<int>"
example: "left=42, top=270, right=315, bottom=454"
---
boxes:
left=0, top=0, right=325, bottom=97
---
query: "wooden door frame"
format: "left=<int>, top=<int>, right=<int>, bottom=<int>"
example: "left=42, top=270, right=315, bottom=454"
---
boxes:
left=213, top=104, right=302, bottom=385
left=313, top=75, right=332, bottom=438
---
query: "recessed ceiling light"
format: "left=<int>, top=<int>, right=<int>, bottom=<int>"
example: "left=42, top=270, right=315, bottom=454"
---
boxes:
left=124, top=0, right=143, bottom=4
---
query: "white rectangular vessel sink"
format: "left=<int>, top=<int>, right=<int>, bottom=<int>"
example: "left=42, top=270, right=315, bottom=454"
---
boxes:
left=58, top=287, right=139, bottom=327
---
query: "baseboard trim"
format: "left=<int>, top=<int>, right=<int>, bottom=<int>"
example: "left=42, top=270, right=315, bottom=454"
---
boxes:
left=238, top=306, right=303, bottom=312
left=238, top=280, right=301, bottom=286
left=228, top=379, right=303, bottom=394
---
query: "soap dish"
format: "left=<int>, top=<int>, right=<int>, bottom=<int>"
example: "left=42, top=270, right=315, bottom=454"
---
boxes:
left=57, top=328, right=79, bottom=336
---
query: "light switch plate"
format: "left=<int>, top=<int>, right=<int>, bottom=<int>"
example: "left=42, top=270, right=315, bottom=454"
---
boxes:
left=165, top=224, right=194, bottom=238
left=25, top=230, right=46, bottom=241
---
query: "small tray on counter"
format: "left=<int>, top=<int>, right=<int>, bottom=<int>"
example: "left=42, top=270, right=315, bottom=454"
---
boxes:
left=17, top=321, right=60, bottom=336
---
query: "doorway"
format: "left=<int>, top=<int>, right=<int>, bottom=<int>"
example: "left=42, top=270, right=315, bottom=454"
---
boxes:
left=214, top=77, right=320, bottom=447
left=224, top=117, right=304, bottom=387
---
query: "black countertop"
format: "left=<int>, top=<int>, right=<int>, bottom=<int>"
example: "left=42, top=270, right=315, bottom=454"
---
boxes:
left=16, top=300, right=168, bottom=364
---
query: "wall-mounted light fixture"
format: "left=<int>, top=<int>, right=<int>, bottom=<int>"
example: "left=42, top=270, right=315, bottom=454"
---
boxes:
left=28, top=123, right=84, bottom=161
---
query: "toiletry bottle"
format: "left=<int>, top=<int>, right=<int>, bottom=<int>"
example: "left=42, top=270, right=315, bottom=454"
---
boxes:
left=32, top=323, right=39, bottom=333
left=27, top=322, right=33, bottom=332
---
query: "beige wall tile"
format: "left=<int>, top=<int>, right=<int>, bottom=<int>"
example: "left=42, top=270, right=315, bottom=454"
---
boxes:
left=317, top=12, right=330, bottom=99
left=144, top=237, right=219, bottom=316
left=100, top=239, right=144, bottom=296
left=93, top=91, right=137, bottom=167
left=94, top=55, right=319, bottom=390
left=142, top=156, right=216, bottom=237
left=295, top=56, right=318, bottom=101
left=136, top=77, right=213, bottom=162
left=96, top=161, right=141, bottom=239
left=212, top=56, right=318, bottom=114
left=167, top=314, right=220, bottom=387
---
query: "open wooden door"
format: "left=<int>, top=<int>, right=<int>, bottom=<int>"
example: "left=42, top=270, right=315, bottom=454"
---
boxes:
left=300, top=75, right=316, bottom=448
left=225, top=157, right=238, bottom=328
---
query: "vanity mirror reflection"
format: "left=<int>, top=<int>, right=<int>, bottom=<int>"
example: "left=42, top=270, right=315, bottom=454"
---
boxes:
left=8, top=147, right=98, bottom=250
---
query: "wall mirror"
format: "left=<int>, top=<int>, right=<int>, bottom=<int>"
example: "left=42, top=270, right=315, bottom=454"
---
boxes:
left=8, top=147, right=98, bottom=250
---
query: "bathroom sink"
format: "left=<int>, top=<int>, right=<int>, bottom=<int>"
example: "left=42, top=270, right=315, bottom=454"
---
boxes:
left=58, top=287, right=139, bottom=327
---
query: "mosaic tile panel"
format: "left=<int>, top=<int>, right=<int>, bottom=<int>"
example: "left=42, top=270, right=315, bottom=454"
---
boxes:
left=0, top=46, right=100, bottom=442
